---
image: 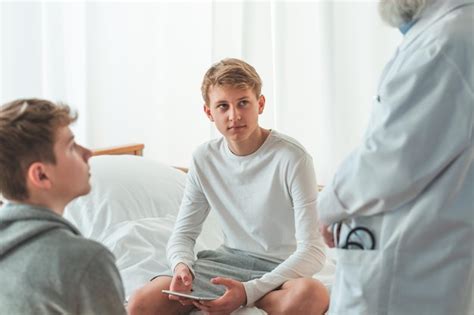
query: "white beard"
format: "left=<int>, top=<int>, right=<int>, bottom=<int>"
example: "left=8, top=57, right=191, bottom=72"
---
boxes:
left=378, top=0, right=428, bottom=27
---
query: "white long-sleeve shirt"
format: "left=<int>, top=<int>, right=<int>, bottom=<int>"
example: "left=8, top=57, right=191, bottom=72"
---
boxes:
left=167, top=130, right=326, bottom=305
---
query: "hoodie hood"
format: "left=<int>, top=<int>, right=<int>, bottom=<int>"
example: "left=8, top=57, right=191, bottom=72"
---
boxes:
left=0, top=203, right=81, bottom=258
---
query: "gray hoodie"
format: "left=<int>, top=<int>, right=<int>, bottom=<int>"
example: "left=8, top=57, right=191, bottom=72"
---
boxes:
left=0, top=203, right=126, bottom=314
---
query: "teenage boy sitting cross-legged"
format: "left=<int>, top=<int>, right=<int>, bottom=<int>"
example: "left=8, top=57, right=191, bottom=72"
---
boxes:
left=129, top=58, right=329, bottom=315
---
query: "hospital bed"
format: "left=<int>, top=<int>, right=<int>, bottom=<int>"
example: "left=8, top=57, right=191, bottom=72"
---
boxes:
left=63, top=144, right=336, bottom=314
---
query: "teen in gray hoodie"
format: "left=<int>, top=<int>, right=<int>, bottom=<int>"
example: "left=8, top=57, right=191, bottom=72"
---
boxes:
left=0, top=99, right=126, bottom=314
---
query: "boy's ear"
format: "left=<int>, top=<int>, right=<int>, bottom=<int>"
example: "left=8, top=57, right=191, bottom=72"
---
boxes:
left=27, top=162, right=52, bottom=190
left=203, top=104, right=214, bottom=122
left=258, top=95, right=266, bottom=114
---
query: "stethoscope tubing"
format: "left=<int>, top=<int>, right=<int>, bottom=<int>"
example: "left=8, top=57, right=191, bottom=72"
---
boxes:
left=333, top=223, right=376, bottom=250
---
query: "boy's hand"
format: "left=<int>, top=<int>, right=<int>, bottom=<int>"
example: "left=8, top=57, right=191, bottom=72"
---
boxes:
left=192, top=277, right=246, bottom=314
left=169, top=263, right=194, bottom=305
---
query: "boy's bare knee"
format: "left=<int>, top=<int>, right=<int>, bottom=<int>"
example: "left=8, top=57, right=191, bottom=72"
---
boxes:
left=127, top=288, right=151, bottom=315
left=127, top=277, right=172, bottom=315
left=286, top=278, right=329, bottom=315
left=128, top=278, right=196, bottom=315
left=300, top=279, right=329, bottom=314
left=256, top=278, right=329, bottom=315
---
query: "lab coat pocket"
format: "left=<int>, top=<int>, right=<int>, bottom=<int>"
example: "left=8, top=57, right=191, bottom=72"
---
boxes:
left=328, top=249, right=383, bottom=315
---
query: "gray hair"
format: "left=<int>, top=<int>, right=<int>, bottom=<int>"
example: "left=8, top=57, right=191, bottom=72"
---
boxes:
left=378, top=0, right=428, bottom=27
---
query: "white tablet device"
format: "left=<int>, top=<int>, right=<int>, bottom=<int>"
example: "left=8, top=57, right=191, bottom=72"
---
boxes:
left=161, top=290, right=217, bottom=301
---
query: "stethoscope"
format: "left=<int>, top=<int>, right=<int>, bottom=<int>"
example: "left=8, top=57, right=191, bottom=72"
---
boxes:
left=333, top=221, right=376, bottom=250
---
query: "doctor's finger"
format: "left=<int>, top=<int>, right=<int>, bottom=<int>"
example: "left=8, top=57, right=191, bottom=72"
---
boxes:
left=320, top=224, right=335, bottom=247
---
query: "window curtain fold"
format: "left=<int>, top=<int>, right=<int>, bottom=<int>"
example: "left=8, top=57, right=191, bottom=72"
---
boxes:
left=0, top=1, right=400, bottom=184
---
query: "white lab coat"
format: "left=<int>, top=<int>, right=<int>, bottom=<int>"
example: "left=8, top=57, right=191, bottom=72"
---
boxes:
left=318, top=0, right=474, bottom=314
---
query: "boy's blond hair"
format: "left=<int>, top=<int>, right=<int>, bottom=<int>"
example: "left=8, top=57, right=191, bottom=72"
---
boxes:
left=201, top=58, right=262, bottom=106
left=0, top=99, right=77, bottom=201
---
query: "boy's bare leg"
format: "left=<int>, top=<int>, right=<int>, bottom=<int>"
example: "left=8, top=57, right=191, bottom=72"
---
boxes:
left=255, top=278, right=329, bottom=315
left=128, top=276, right=195, bottom=315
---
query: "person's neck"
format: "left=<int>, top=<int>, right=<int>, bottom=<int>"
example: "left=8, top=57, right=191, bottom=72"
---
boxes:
left=227, top=127, right=270, bottom=156
left=22, top=193, right=66, bottom=215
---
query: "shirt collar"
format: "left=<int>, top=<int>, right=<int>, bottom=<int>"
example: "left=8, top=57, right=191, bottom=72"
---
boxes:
left=399, top=19, right=418, bottom=35
left=399, top=0, right=474, bottom=50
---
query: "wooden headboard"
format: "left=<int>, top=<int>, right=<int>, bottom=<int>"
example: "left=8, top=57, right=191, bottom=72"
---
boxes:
left=91, top=143, right=189, bottom=173
left=92, top=143, right=144, bottom=156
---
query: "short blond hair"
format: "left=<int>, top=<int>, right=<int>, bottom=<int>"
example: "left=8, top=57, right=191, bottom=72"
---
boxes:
left=0, top=99, right=77, bottom=200
left=201, top=58, right=262, bottom=106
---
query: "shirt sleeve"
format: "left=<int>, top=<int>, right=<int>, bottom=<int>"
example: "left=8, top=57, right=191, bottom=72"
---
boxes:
left=167, top=158, right=211, bottom=275
left=243, top=155, right=327, bottom=305
left=318, top=47, right=473, bottom=225
left=77, top=247, right=126, bottom=315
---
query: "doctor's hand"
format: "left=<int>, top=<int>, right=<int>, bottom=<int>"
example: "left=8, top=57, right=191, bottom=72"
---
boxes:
left=192, top=277, right=246, bottom=315
left=169, top=263, right=194, bottom=305
left=320, top=223, right=335, bottom=248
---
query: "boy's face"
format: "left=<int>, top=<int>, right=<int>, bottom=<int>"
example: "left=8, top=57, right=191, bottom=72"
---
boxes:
left=44, top=126, right=92, bottom=204
left=204, top=85, right=265, bottom=144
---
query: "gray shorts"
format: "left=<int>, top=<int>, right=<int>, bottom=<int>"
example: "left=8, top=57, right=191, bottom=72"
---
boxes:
left=157, top=246, right=279, bottom=298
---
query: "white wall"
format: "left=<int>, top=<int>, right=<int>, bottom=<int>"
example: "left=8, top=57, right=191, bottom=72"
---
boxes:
left=84, top=2, right=213, bottom=167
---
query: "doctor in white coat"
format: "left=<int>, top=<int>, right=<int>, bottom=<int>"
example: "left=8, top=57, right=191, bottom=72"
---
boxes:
left=318, top=0, right=474, bottom=314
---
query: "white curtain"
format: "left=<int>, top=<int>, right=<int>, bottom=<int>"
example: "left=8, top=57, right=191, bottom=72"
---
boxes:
left=0, top=1, right=401, bottom=184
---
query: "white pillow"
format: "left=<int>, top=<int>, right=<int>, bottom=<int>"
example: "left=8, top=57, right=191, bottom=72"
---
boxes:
left=64, top=154, right=225, bottom=298
left=64, top=155, right=186, bottom=240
